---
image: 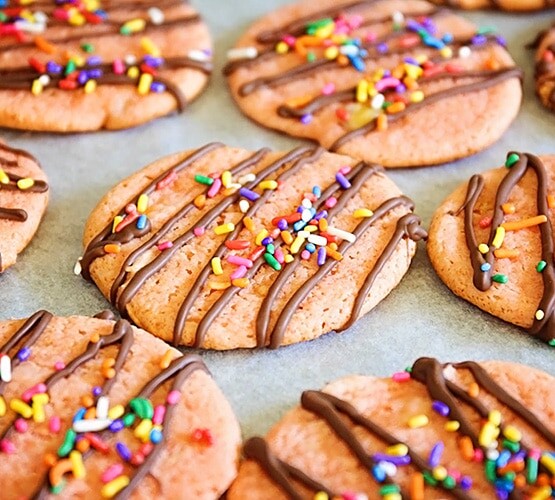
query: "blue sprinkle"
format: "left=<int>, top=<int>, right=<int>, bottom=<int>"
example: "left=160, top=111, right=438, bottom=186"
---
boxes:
left=495, top=35, right=507, bottom=47
left=95, top=9, right=108, bottom=20
left=372, top=453, right=411, bottom=466
left=150, top=428, right=163, bottom=444
left=460, top=476, right=473, bottom=490
left=496, top=450, right=511, bottom=468
left=136, top=214, right=147, bottom=230
left=305, top=243, right=316, bottom=254
left=431, top=400, right=450, bottom=417
left=348, top=55, right=366, bottom=72
left=88, top=68, right=103, bottom=79
left=73, top=407, right=86, bottom=423
left=143, top=56, right=164, bottom=67
left=494, top=479, right=514, bottom=493
left=116, top=442, right=132, bottom=461
left=0, top=0, right=8, bottom=7
left=442, top=33, right=454, bottom=43
left=293, top=220, right=307, bottom=232
left=46, top=61, right=63, bottom=75
left=371, top=464, right=386, bottom=482
left=312, top=186, right=321, bottom=197
left=480, top=263, right=491, bottom=272
left=471, top=35, right=488, bottom=46
left=17, top=347, right=31, bottom=362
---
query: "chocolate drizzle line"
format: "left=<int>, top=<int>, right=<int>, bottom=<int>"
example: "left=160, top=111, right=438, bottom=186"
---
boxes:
left=244, top=357, right=553, bottom=498
left=432, top=0, right=555, bottom=10
left=457, top=153, right=555, bottom=342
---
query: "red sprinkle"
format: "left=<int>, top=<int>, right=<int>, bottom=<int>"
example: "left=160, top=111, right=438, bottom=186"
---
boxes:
left=445, top=63, right=464, bottom=74
left=271, top=213, right=301, bottom=226
left=191, top=428, right=214, bottom=446
left=84, top=432, right=110, bottom=453
left=225, top=240, right=250, bottom=250
left=478, top=216, right=492, bottom=229
left=83, top=11, right=104, bottom=24
left=139, top=443, right=154, bottom=456
left=140, top=63, right=157, bottom=76
left=156, top=170, right=178, bottom=190
left=28, top=57, right=46, bottom=73
left=157, top=241, right=173, bottom=251
left=115, top=213, right=139, bottom=233
left=130, top=453, right=145, bottom=466
left=336, top=107, right=349, bottom=121
left=248, top=246, right=265, bottom=261
left=58, top=79, right=78, bottom=90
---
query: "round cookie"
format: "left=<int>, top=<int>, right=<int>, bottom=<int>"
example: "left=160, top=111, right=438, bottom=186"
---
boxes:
left=224, top=0, right=522, bottom=168
left=79, top=143, right=427, bottom=350
left=429, top=0, right=555, bottom=10
left=0, top=0, right=212, bottom=132
left=428, top=152, right=555, bottom=346
left=0, top=141, right=49, bottom=272
left=228, top=357, right=555, bottom=499
left=0, top=310, right=241, bottom=498
left=534, top=23, right=555, bottom=112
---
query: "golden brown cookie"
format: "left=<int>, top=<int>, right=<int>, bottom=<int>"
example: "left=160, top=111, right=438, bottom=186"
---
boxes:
left=534, top=23, right=555, bottom=112
left=224, top=0, right=522, bottom=167
left=0, top=0, right=212, bottom=132
left=0, top=310, right=241, bottom=498
left=428, top=152, right=555, bottom=346
left=229, top=357, right=555, bottom=499
left=79, top=143, right=426, bottom=350
left=0, top=141, right=49, bottom=272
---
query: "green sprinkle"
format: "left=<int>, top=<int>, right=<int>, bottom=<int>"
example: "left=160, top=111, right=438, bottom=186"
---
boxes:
left=130, top=397, right=153, bottom=419
left=477, top=27, right=495, bottom=35
left=120, top=26, right=131, bottom=35
left=194, top=174, right=214, bottom=186
left=266, top=243, right=275, bottom=255
left=405, top=366, right=412, bottom=373
left=50, top=479, right=66, bottom=495
left=81, top=43, right=94, bottom=53
left=378, top=484, right=400, bottom=495
left=382, top=101, right=393, bottom=109
left=122, top=413, right=136, bottom=427
left=57, top=429, right=76, bottom=457
left=306, top=17, right=333, bottom=35
left=537, top=260, right=547, bottom=272
left=443, top=476, right=456, bottom=489
left=306, top=51, right=316, bottom=63
left=423, top=471, right=438, bottom=486
left=485, top=459, right=497, bottom=482
left=492, top=273, right=508, bottom=284
left=505, top=153, right=520, bottom=168
left=503, top=439, right=520, bottom=453
left=264, top=252, right=281, bottom=271
left=526, top=457, right=538, bottom=484
left=549, top=339, right=555, bottom=347
left=64, top=60, right=76, bottom=76
left=503, top=471, right=516, bottom=482
left=0, top=13, right=7, bottom=22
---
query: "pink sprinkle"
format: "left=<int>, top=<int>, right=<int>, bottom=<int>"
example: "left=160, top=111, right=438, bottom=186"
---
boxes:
left=529, top=448, right=541, bottom=460
left=156, top=171, right=178, bottom=190
left=341, top=493, right=358, bottom=500
left=275, top=248, right=284, bottom=264
left=325, top=197, right=337, bottom=209
left=473, top=449, right=484, bottom=462
left=283, top=35, right=295, bottom=47
left=392, top=371, right=411, bottom=382
left=14, top=419, right=28, bottom=433
left=53, top=8, right=70, bottom=20
left=125, top=203, right=137, bottom=214
left=54, top=361, right=65, bottom=371
left=49, top=416, right=61, bottom=433
left=207, top=178, right=222, bottom=198
left=448, top=469, right=462, bottom=481
left=0, top=439, right=15, bottom=454
left=231, top=265, right=248, bottom=280
left=322, top=83, right=336, bottom=95
left=301, top=250, right=310, bottom=260
left=112, top=59, right=125, bottom=75
left=101, top=463, right=124, bottom=484
left=270, top=228, right=280, bottom=239
left=365, top=31, right=378, bottom=43
left=348, top=14, right=363, bottom=29
left=166, top=390, right=181, bottom=405
left=193, top=227, right=205, bottom=237
left=157, top=241, right=173, bottom=251
left=375, top=77, right=401, bottom=92
left=153, top=405, right=166, bottom=426
left=303, top=193, right=317, bottom=202
left=227, top=255, right=253, bottom=268
left=339, top=165, right=352, bottom=175
left=22, top=383, right=47, bottom=402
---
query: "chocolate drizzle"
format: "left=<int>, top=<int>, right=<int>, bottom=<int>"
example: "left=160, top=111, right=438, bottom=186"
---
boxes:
left=432, top=0, right=555, bottom=10
left=242, top=357, right=554, bottom=498
left=458, top=153, right=555, bottom=342
left=81, top=144, right=426, bottom=348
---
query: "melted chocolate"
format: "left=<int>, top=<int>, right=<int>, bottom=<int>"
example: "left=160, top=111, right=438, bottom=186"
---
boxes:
left=434, top=0, right=555, bottom=10
left=457, top=153, right=555, bottom=342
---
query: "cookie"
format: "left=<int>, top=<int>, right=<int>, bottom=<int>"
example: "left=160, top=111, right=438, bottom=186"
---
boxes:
left=78, top=143, right=426, bottom=350
left=228, top=357, right=555, bottom=499
left=0, top=141, right=49, bottom=272
left=429, top=0, right=555, bottom=11
left=428, top=152, right=555, bottom=346
left=0, top=0, right=212, bottom=132
left=534, top=23, right=555, bottom=112
left=0, top=310, right=241, bottom=498
left=224, top=0, right=522, bottom=168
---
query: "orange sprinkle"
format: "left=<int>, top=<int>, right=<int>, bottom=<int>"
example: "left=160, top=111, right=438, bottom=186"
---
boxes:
left=34, top=36, right=57, bottom=54
left=514, top=474, right=526, bottom=489
left=90, top=333, right=100, bottom=343
left=318, top=218, right=328, bottom=232
left=208, top=280, right=231, bottom=291
left=498, top=460, right=525, bottom=475
left=326, top=246, right=343, bottom=261
left=336, top=54, right=349, bottom=66
left=49, top=459, right=73, bottom=487
left=468, top=382, right=479, bottom=398
left=232, top=278, right=249, bottom=288
left=104, top=243, right=121, bottom=254
left=409, top=472, right=425, bottom=500
left=81, top=395, right=94, bottom=408
left=403, top=76, right=418, bottom=90
left=281, top=230, right=293, bottom=245
left=494, top=248, right=520, bottom=259
left=386, top=102, right=406, bottom=114
left=102, top=358, right=115, bottom=369
left=501, top=203, right=515, bottom=215
left=392, top=65, right=404, bottom=80
left=244, top=216, right=255, bottom=233
left=376, top=113, right=388, bottom=131
left=485, top=57, right=500, bottom=71
left=537, top=473, right=550, bottom=486
left=459, top=435, right=474, bottom=461
left=501, top=215, right=548, bottom=231
left=548, top=195, right=555, bottom=209
left=44, top=453, right=57, bottom=467
left=285, top=94, right=313, bottom=108
left=76, top=439, right=90, bottom=453
left=194, top=194, right=206, bottom=209
left=159, top=350, right=173, bottom=370
left=103, top=368, right=116, bottom=379
left=84, top=407, right=96, bottom=420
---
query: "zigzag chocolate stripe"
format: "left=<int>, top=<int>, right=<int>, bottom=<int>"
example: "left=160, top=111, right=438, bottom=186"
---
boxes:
left=243, top=357, right=554, bottom=499
left=458, top=153, right=555, bottom=342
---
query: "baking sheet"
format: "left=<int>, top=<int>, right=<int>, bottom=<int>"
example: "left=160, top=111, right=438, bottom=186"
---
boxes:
left=1, top=2, right=554, bottom=441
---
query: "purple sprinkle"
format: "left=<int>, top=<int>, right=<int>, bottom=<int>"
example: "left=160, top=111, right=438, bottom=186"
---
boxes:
left=376, top=43, right=388, bottom=54
left=300, top=114, right=313, bottom=124
left=46, top=61, right=62, bottom=74
left=317, top=247, right=326, bottom=266
left=405, top=20, right=420, bottom=31
left=471, top=35, right=487, bottom=46
left=428, top=441, right=444, bottom=467
left=404, top=57, right=419, bottom=65
left=77, top=72, right=89, bottom=85
left=314, top=210, right=328, bottom=221
left=513, top=451, right=526, bottom=461
left=495, top=35, right=507, bottom=47
left=109, top=420, right=125, bottom=433
left=239, top=187, right=260, bottom=201
left=17, top=347, right=31, bottom=362
left=87, top=55, right=102, bottom=66
left=150, top=82, right=166, bottom=93
left=88, top=68, right=103, bottom=79
left=296, top=206, right=304, bottom=213
left=395, top=84, right=406, bottom=94
left=92, top=386, right=102, bottom=397
left=460, top=476, right=473, bottom=490
left=423, top=18, right=437, bottom=34
left=372, top=453, right=411, bottom=466
left=335, top=172, right=351, bottom=189
left=261, top=237, right=273, bottom=246
left=277, top=219, right=288, bottom=230
left=495, top=489, right=509, bottom=500
left=431, top=400, right=450, bottom=417
left=143, top=55, right=164, bottom=67
left=383, top=69, right=391, bottom=77
left=116, top=442, right=132, bottom=461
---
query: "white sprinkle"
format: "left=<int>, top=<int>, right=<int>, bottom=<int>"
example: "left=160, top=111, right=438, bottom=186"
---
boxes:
left=486, top=448, right=499, bottom=461
left=458, top=46, right=471, bottom=59
left=301, top=209, right=313, bottom=222
left=297, top=230, right=310, bottom=239
left=73, top=258, right=82, bottom=276
left=326, top=226, right=356, bottom=243
left=227, top=182, right=242, bottom=190
left=227, top=46, right=258, bottom=61
left=379, top=460, right=397, bottom=477
left=124, top=54, right=137, bottom=66
left=371, top=93, right=385, bottom=110
left=339, top=44, right=359, bottom=56
left=0, top=354, right=12, bottom=383
left=238, top=173, right=256, bottom=185
left=96, top=396, right=110, bottom=420
left=73, top=418, right=112, bottom=433
left=15, top=20, right=45, bottom=34
left=38, top=74, right=50, bottom=86
left=188, top=49, right=211, bottom=62
left=392, top=11, right=404, bottom=25
left=239, top=199, right=250, bottom=213
left=307, top=234, right=327, bottom=246
left=147, top=7, right=165, bottom=25
left=301, top=198, right=312, bottom=209
left=33, top=11, right=48, bottom=24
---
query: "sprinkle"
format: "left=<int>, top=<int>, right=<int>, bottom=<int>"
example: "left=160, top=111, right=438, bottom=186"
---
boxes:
left=408, top=414, right=429, bottom=429
left=386, top=444, right=408, bottom=456
left=48, top=415, right=61, bottom=433
left=227, top=46, right=258, bottom=61
left=501, top=215, right=548, bottom=232
left=429, top=442, right=444, bottom=467
left=207, top=178, right=222, bottom=198
left=492, top=274, right=508, bottom=284
left=214, top=223, right=235, bottom=235
left=10, top=399, right=33, bottom=419
left=14, top=418, right=28, bottom=433
left=353, top=208, right=374, bottom=218
left=326, top=227, right=356, bottom=243
left=494, top=249, right=519, bottom=259
left=211, top=257, right=223, bottom=276
left=264, top=253, right=282, bottom=271
left=136, top=214, right=147, bottom=230
left=0, top=439, right=15, bottom=454
left=73, top=418, right=112, bottom=433
left=535, top=310, right=545, bottom=321
left=491, top=227, right=505, bottom=249
left=335, top=172, right=351, bottom=189
left=104, top=243, right=120, bottom=254
left=17, top=347, right=31, bottom=362
left=0, top=355, right=11, bottom=383
left=230, top=265, right=247, bottom=280
left=392, top=371, right=410, bottom=382
left=431, top=400, right=449, bottom=417
left=17, top=178, right=35, bottom=190
left=459, top=435, right=474, bottom=460
left=409, top=472, right=425, bottom=500
left=227, top=255, right=254, bottom=268
left=547, top=195, right=555, bottom=209
left=101, top=475, right=130, bottom=498
left=58, top=429, right=77, bottom=457
left=444, top=421, right=460, bottom=432
left=239, top=187, right=260, bottom=201
left=167, top=390, right=181, bottom=405
left=468, top=382, right=479, bottom=398
left=505, top=153, right=520, bottom=168
left=326, top=246, right=343, bottom=261
left=244, top=216, right=256, bottom=233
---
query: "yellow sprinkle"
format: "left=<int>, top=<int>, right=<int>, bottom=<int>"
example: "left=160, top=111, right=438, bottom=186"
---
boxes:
left=444, top=420, right=460, bottom=432
left=244, top=216, right=255, bottom=233
left=304, top=225, right=317, bottom=233
left=488, top=410, right=502, bottom=426
left=386, top=443, right=408, bottom=456
left=314, top=492, right=329, bottom=500
left=221, top=171, right=232, bottom=188
left=208, top=279, right=231, bottom=290
left=372, top=68, right=384, bottom=82
left=140, top=36, right=160, bottom=57
left=69, top=13, right=85, bottom=26
left=478, top=243, right=489, bottom=254
left=255, top=229, right=269, bottom=246
left=112, top=215, right=123, bottom=233
left=383, top=494, right=401, bottom=500
left=408, top=414, right=429, bottom=429
left=479, top=421, right=498, bottom=447
left=214, top=222, right=235, bottom=235
left=10, top=398, right=33, bottom=419
left=70, top=450, right=86, bottom=479
left=32, top=397, right=47, bottom=423
left=159, top=350, right=173, bottom=369
left=33, top=393, right=49, bottom=405
left=259, top=180, right=278, bottom=190
left=122, top=18, right=146, bottom=33
left=281, top=230, right=293, bottom=245
left=433, top=465, right=447, bottom=481
left=134, top=419, right=153, bottom=442
left=491, top=227, right=505, bottom=249
left=531, top=486, right=552, bottom=500
left=503, top=425, right=521, bottom=442
left=353, top=208, right=374, bottom=218
left=137, top=194, right=149, bottom=214
left=0, top=396, right=6, bottom=417
left=356, top=79, right=369, bottom=103
left=410, top=90, right=425, bottom=103
left=290, top=235, right=305, bottom=254
left=324, top=46, right=338, bottom=59
left=137, top=73, right=153, bottom=95
left=84, top=79, right=97, bottom=94
left=232, top=278, right=249, bottom=288
left=32, top=79, right=43, bottom=95
left=326, top=246, right=343, bottom=261
left=127, top=66, right=139, bottom=79
left=211, top=257, right=223, bottom=276
left=404, top=64, right=423, bottom=80
left=101, top=475, right=130, bottom=498
left=284, top=254, right=294, bottom=264
left=0, top=168, right=9, bottom=184
left=536, top=309, right=545, bottom=321
left=275, top=41, right=289, bottom=54
left=17, top=178, right=35, bottom=190
left=108, top=404, right=125, bottom=420
left=540, top=454, right=555, bottom=475
left=440, top=47, right=453, bottom=59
